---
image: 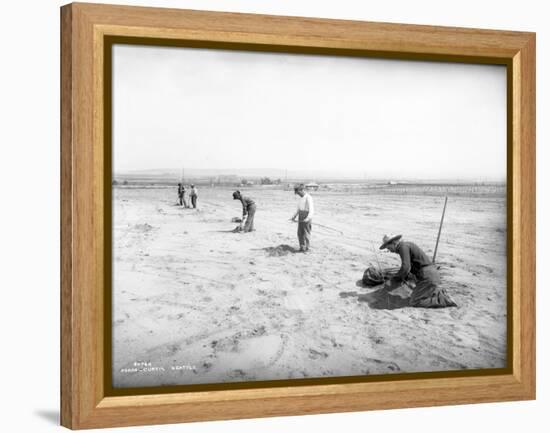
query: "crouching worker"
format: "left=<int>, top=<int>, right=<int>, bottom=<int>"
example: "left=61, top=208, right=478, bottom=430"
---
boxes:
left=232, top=191, right=256, bottom=232
left=379, top=234, right=457, bottom=308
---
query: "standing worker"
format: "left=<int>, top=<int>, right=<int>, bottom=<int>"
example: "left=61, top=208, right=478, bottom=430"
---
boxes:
left=177, top=183, right=188, bottom=207
left=190, top=184, right=198, bottom=209
left=290, top=184, right=314, bottom=252
left=232, top=190, right=256, bottom=232
left=379, top=234, right=457, bottom=308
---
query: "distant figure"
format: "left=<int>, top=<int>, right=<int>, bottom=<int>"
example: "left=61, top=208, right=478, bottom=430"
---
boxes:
left=379, top=234, right=457, bottom=308
left=177, top=183, right=188, bottom=207
left=232, top=190, right=256, bottom=232
left=290, top=184, right=314, bottom=252
left=190, top=184, right=198, bottom=209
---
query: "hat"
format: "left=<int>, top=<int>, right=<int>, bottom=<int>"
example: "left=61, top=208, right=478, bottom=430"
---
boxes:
left=232, top=190, right=241, bottom=199
left=379, top=234, right=402, bottom=250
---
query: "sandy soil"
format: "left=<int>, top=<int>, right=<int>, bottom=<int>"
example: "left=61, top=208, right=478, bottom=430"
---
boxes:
left=112, top=186, right=507, bottom=388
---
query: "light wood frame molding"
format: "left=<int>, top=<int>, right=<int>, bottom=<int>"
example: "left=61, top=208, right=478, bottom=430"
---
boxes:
left=60, top=2, right=535, bottom=429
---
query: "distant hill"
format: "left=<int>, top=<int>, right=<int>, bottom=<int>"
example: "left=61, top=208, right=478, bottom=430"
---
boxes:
left=116, top=168, right=287, bottom=179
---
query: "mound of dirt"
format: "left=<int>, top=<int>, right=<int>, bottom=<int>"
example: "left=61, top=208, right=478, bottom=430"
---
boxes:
left=134, top=223, right=153, bottom=232
left=263, top=244, right=297, bottom=257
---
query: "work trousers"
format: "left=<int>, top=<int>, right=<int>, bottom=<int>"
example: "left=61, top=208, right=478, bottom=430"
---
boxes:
left=297, top=210, right=311, bottom=251
left=243, top=204, right=256, bottom=232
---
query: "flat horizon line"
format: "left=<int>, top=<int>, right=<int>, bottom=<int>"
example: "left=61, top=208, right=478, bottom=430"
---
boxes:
left=113, top=168, right=505, bottom=183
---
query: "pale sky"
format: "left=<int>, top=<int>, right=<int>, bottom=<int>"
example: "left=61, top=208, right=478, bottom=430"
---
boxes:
left=112, top=44, right=507, bottom=180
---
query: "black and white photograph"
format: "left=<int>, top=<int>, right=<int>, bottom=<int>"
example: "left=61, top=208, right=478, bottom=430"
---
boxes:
left=111, top=43, right=507, bottom=388
left=3, top=0, right=547, bottom=431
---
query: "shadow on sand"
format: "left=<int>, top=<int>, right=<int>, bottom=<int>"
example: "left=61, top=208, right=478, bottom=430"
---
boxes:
left=340, top=285, right=411, bottom=310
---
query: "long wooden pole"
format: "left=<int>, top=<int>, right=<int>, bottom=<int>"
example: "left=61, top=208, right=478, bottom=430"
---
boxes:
left=314, top=222, right=344, bottom=235
left=289, top=220, right=343, bottom=235
left=432, top=195, right=448, bottom=263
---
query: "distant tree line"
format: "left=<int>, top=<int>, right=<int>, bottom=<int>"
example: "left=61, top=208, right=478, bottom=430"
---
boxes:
left=260, top=177, right=282, bottom=185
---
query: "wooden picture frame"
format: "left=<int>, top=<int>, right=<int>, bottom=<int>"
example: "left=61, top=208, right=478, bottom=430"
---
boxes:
left=60, top=2, right=535, bottom=429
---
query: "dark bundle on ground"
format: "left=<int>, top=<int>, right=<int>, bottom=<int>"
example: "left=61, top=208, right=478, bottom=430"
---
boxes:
left=362, top=266, right=415, bottom=287
left=362, top=267, right=385, bottom=286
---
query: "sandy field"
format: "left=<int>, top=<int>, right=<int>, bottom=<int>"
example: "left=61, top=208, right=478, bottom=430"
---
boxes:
left=112, top=185, right=507, bottom=388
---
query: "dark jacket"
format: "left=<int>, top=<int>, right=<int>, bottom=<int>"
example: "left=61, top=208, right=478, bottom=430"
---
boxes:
left=392, top=241, right=433, bottom=281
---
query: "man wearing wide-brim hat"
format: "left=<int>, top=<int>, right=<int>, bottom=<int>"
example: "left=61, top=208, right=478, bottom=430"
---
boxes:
left=380, top=234, right=457, bottom=308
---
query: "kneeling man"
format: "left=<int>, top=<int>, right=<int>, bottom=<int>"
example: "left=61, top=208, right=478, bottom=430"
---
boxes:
left=380, top=234, right=457, bottom=308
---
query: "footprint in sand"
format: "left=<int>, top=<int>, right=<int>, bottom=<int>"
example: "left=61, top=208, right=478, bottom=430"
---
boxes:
left=309, top=348, right=329, bottom=360
left=230, top=369, right=248, bottom=379
left=329, top=337, right=344, bottom=348
left=201, top=361, right=213, bottom=372
left=362, top=357, right=401, bottom=372
left=166, top=344, right=180, bottom=355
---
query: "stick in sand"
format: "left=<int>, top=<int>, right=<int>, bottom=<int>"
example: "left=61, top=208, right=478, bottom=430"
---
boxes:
left=432, top=195, right=448, bottom=263
left=369, top=241, right=383, bottom=274
left=314, top=222, right=344, bottom=235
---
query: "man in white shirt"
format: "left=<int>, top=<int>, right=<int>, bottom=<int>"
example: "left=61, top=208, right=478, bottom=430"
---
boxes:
left=190, top=184, right=198, bottom=209
left=290, top=184, right=314, bottom=252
